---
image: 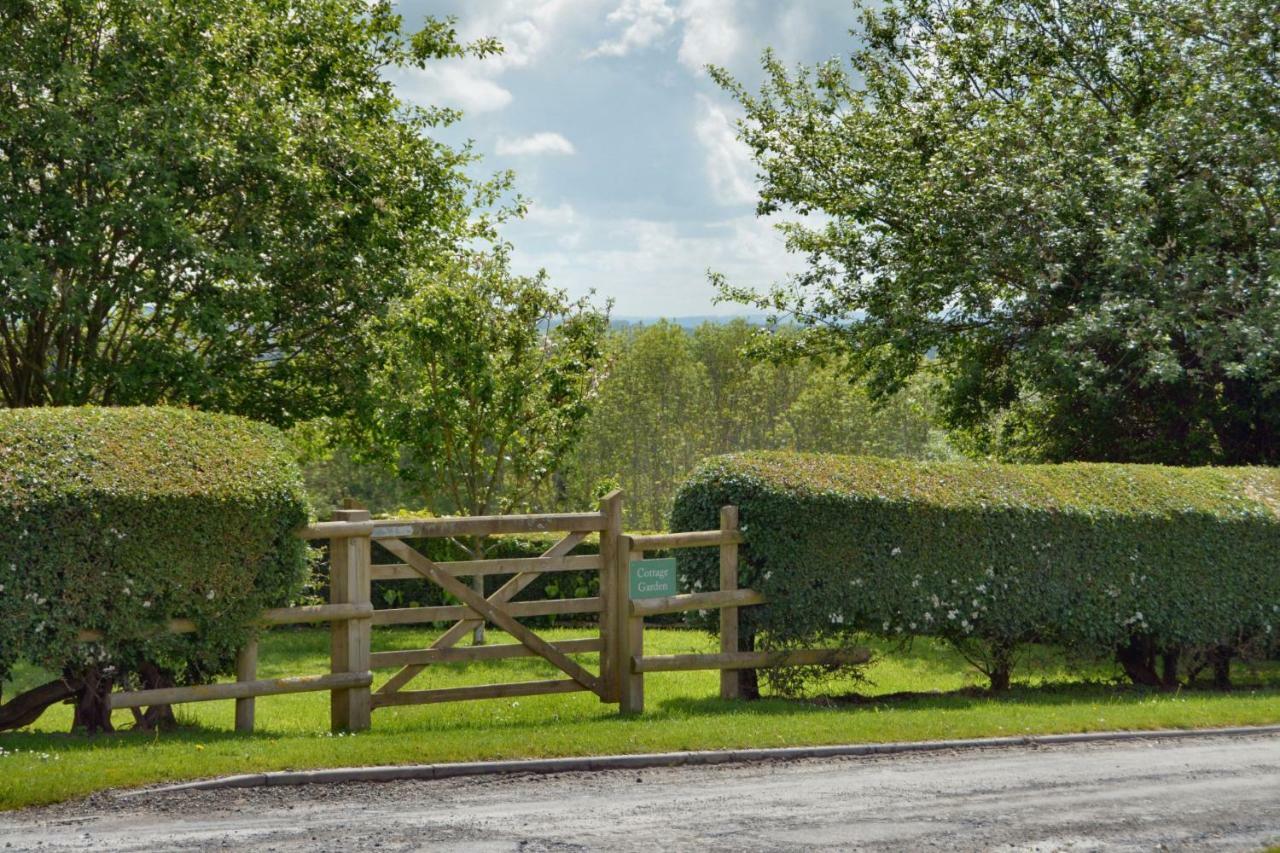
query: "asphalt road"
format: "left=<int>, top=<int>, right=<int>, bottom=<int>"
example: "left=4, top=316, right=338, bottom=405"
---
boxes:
left=4, top=733, right=1279, bottom=851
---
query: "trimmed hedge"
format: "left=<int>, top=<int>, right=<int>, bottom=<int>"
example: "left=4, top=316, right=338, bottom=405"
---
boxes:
left=0, top=407, right=309, bottom=701
left=671, top=452, right=1280, bottom=687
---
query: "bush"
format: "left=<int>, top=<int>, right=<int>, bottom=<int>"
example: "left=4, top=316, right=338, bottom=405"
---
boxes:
left=672, top=452, right=1280, bottom=691
left=0, top=407, right=309, bottom=730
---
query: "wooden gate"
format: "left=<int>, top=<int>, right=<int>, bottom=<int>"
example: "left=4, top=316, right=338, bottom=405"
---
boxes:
left=299, top=492, right=623, bottom=728
left=71, top=492, right=870, bottom=733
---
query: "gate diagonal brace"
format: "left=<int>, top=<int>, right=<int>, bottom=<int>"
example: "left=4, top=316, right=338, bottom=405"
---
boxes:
left=376, top=531, right=586, bottom=696
left=377, top=538, right=603, bottom=697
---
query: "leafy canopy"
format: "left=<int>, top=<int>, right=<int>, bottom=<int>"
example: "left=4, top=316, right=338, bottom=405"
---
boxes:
left=0, top=0, right=505, bottom=422
left=349, top=248, right=610, bottom=521
left=714, top=0, right=1280, bottom=464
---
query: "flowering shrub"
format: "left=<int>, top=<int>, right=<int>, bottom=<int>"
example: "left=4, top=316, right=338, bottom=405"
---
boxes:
left=0, top=407, right=309, bottom=725
left=672, top=452, right=1280, bottom=689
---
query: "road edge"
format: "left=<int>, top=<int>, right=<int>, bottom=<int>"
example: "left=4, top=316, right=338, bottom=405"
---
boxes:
left=124, top=723, right=1280, bottom=797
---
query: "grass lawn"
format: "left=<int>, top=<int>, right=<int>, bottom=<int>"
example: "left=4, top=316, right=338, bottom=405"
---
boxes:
left=2, top=625, right=1279, bottom=810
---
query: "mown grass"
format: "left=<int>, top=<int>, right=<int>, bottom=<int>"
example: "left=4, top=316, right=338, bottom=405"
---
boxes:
left=2, top=626, right=1278, bottom=810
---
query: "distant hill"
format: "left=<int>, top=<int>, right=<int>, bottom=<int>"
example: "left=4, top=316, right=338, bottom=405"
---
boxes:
left=610, top=314, right=775, bottom=330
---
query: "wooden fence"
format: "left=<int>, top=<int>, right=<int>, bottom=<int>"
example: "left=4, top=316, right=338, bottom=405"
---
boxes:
left=72, top=494, right=867, bottom=730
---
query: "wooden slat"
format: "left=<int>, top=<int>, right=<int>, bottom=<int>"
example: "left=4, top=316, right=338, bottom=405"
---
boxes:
left=378, top=538, right=603, bottom=696
left=372, top=596, right=602, bottom=626
left=76, top=603, right=372, bottom=643
left=371, top=678, right=584, bottom=709
left=632, top=648, right=872, bottom=673
left=628, top=530, right=744, bottom=551
left=109, top=671, right=372, bottom=710
left=376, top=531, right=588, bottom=695
left=629, top=588, right=766, bottom=617
left=371, top=638, right=602, bottom=669
left=262, top=602, right=373, bottom=626
left=299, top=512, right=607, bottom=541
left=370, top=553, right=601, bottom=581
left=77, top=619, right=197, bottom=643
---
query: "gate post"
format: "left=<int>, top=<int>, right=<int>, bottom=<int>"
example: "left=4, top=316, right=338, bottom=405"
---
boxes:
left=719, top=505, right=741, bottom=700
left=330, top=506, right=372, bottom=732
left=597, top=490, right=623, bottom=703
left=617, top=534, right=645, bottom=714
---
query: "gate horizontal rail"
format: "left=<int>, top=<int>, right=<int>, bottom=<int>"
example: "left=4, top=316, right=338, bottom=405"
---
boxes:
left=299, top=511, right=608, bottom=540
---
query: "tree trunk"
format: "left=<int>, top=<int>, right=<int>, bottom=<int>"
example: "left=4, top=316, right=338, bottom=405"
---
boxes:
left=1116, top=637, right=1162, bottom=687
left=72, top=667, right=115, bottom=734
left=0, top=675, right=82, bottom=732
left=1211, top=645, right=1233, bottom=690
left=1161, top=648, right=1181, bottom=689
left=129, top=663, right=177, bottom=731
left=739, top=628, right=760, bottom=700
left=988, top=641, right=1014, bottom=692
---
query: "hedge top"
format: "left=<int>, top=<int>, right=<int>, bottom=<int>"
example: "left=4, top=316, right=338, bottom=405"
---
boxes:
left=686, top=451, right=1280, bottom=521
left=0, top=405, right=306, bottom=505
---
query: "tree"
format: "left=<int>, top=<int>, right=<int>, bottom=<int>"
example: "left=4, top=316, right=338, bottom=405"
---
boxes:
left=690, top=320, right=808, bottom=453
left=564, top=319, right=948, bottom=528
left=566, top=322, right=713, bottom=530
left=776, top=370, right=947, bottom=459
left=714, top=0, right=1280, bottom=465
left=349, top=248, right=608, bottom=638
left=0, top=0, right=503, bottom=423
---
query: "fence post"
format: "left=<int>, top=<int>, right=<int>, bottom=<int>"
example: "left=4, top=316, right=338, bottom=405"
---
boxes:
left=617, top=535, right=645, bottom=713
left=234, top=638, right=258, bottom=733
left=719, top=505, right=741, bottom=701
left=596, top=490, right=623, bottom=703
left=330, top=506, right=372, bottom=732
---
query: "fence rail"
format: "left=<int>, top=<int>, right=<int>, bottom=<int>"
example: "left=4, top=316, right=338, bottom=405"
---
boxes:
left=68, top=493, right=868, bottom=731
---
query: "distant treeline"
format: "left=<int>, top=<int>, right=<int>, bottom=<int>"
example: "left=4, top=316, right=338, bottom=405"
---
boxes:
left=300, top=319, right=953, bottom=527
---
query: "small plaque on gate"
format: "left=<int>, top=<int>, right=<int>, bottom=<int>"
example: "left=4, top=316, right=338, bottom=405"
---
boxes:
left=372, top=524, right=414, bottom=538
left=630, top=557, right=678, bottom=599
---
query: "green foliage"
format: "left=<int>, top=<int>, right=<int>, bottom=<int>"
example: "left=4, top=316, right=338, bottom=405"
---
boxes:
left=672, top=452, right=1280, bottom=685
left=714, top=0, right=1280, bottom=465
left=568, top=322, right=715, bottom=529
left=0, top=0, right=502, bottom=422
left=347, top=247, right=610, bottom=526
left=0, top=406, right=309, bottom=690
left=565, top=320, right=951, bottom=528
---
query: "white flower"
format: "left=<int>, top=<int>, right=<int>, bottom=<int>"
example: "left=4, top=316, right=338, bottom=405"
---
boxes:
left=890, top=547, right=901, bottom=556
left=206, top=590, right=216, bottom=600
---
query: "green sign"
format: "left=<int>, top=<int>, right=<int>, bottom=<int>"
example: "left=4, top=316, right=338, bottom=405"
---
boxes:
left=630, top=557, right=678, bottom=599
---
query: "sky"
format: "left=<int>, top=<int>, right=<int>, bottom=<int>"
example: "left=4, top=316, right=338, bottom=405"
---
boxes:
left=387, top=0, right=861, bottom=317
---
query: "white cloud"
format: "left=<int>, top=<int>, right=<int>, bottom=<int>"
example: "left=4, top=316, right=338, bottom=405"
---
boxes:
left=677, top=0, right=743, bottom=72
left=496, top=132, right=578, bottom=157
left=460, top=0, right=589, bottom=72
left=586, top=0, right=678, bottom=58
left=693, top=95, right=756, bottom=205
left=388, top=1, right=593, bottom=115
left=522, top=201, right=579, bottom=228
left=390, top=64, right=512, bottom=114
left=774, top=4, right=816, bottom=62
left=505, top=213, right=804, bottom=316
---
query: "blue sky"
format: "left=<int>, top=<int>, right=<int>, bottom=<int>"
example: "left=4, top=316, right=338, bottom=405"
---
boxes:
left=387, top=1, right=860, bottom=317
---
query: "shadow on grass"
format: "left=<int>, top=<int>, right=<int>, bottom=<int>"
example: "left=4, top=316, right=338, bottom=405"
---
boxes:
left=653, top=677, right=1280, bottom=718
left=5, top=673, right=1279, bottom=757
